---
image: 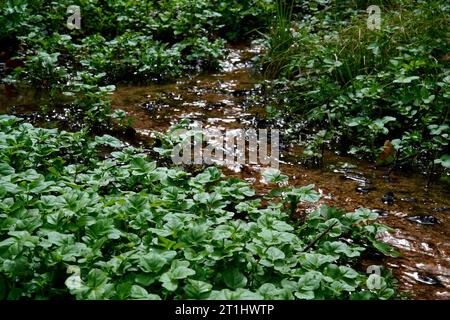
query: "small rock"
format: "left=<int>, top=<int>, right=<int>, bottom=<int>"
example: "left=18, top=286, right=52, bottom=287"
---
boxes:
left=341, top=172, right=368, bottom=184
left=372, top=208, right=389, bottom=217
left=416, top=273, right=441, bottom=285
left=332, top=165, right=357, bottom=174
left=355, top=185, right=373, bottom=193
left=407, top=215, right=440, bottom=225
left=355, top=181, right=375, bottom=193
left=382, top=192, right=395, bottom=205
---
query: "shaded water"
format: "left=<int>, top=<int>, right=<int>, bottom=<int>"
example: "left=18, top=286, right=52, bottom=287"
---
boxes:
left=1, top=42, right=449, bottom=299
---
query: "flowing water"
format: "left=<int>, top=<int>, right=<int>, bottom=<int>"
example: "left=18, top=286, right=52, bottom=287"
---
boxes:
left=1, top=41, right=449, bottom=300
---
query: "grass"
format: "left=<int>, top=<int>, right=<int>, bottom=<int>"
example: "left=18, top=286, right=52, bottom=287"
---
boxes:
left=261, top=0, right=295, bottom=79
left=259, top=0, right=449, bottom=177
left=333, top=0, right=450, bottom=83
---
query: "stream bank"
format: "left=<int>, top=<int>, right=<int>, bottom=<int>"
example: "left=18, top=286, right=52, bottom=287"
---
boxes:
left=110, top=42, right=450, bottom=300
left=1, top=41, right=449, bottom=300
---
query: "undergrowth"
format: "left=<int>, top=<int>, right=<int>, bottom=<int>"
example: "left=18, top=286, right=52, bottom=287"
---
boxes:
left=0, top=115, right=398, bottom=300
left=260, top=0, right=449, bottom=181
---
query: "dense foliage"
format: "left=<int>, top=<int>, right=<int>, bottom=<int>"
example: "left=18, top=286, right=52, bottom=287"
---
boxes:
left=261, top=0, right=449, bottom=180
left=1, top=0, right=273, bottom=127
left=0, top=0, right=416, bottom=300
left=1, top=0, right=272, bottom=82
left=0, top=115, right=398, bottom=300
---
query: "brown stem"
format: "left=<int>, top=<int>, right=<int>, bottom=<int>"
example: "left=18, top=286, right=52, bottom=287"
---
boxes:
left=301, top=221, right=338, bottom=252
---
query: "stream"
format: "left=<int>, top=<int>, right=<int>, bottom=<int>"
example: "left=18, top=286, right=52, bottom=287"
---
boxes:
left=1, top=41, right=449, bottom=300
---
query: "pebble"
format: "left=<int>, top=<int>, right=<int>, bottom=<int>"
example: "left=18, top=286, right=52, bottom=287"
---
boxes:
left=382, top=191, right=395, bottom=205
left=355, top=182, right=375, bottom=193
left=406, top=215, right=440, bottom=225
left=341, top=172, right=368, bottom=184
left=372, top=208, right=389, bottom=217
left=416, top=273, right=441, bottom=285
left=362, top=248, right=385, bottom=260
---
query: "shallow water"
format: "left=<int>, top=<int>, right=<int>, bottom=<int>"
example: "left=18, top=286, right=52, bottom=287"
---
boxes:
left=1, top=41, right=449, bottom=300
left=111, top=42, right=450, bottom=300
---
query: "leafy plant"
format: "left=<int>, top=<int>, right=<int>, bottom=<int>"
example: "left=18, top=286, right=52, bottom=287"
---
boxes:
left=0, top=116, right=399, bottom=300
left=260, top=0, right=450, bottom=180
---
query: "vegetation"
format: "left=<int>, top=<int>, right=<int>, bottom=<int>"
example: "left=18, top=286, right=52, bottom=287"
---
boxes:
left=1, top=0, right=273, bottom=127
left=261, top=0, right=449, bottom=182
left=3, top=0, right=447, bottom=301
left=0, top=116, right=397, bottom=299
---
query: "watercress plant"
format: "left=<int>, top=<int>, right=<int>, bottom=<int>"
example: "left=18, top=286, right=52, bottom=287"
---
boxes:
left=0, top=115, right=398, bottom=300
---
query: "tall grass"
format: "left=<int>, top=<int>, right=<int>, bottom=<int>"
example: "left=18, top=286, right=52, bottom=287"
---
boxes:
left=261, top=0, right=294, bottom=79
left=261, top=0, right=449, bottom=82
left=334, top=0, right=449, bottom=83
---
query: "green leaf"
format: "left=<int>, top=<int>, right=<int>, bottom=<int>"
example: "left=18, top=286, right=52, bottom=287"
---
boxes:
left=287, top=185, right=320, bottom=203
left=299, top=253, right=337, bottom=269
left=130, top=157, right=157, bottom=175
left=1, top=182, right=20, bottom=194
left=189, top=167, right=223, bottom=187
left=322, top=241, right=364, bottom=258
left=367, top=43, right=379, bottom=56
left=130, top=285, right=161, bottom=300
left=0, top=185, right=5, bottom=198
left=193, top=192, right=210, bottom=203
left=95, top=135, right=123, bottom=148
left=297, top=271, right=322, bottom=291
left=223, top=268, right=247, bottom=289
left=135, top=274, right=159, bottom=287
left=338, top=266, right=359, bottom=279
left=139, top=253, right=167, bottom=273
left=83, top=269, right=114, bottom=299
left=160, top=273, right=178, bottom=292
left=262, top=168, right=288, bottom=184
left=258, top=283, right=280, bottom=298
left=59, top=243, right=91, bottom=262
left=345, top=208, right=378, bottom=223
left=86, top=269, right=109, bottom=289
left=435, top=154, right=450, bottom=168
left=294, top=290, right=315, bottom=300
left=0, top=162, right=14, bottom=176
left=265, top=246, right=286, bottom=261
left=371, top=239, right=400, bottom=258
left=184, top=279, right=212, bottom=299
left=171, top=265, right=196, bottom=279
left=393, top=76, right=420, bottom=84
left=209, top=289, right=263, bottom=300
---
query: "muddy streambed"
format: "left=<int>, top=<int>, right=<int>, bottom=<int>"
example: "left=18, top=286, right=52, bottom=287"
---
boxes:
left=1, top=42, right=449, bottom=300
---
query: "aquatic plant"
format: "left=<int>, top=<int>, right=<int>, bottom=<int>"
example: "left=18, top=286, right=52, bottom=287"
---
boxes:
left=0, top=115, right=398, bottom=300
